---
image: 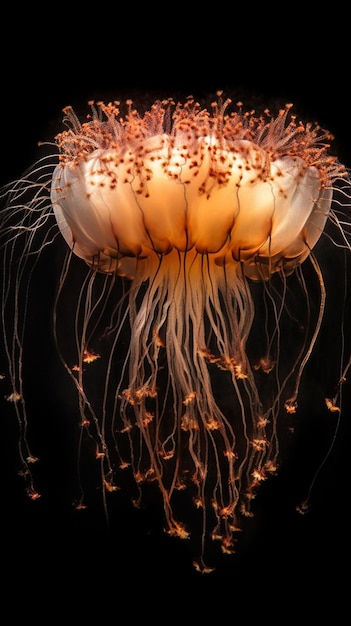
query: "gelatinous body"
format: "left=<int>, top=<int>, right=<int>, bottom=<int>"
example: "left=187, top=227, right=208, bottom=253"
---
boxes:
left=1, top=94, right=350, bottom=571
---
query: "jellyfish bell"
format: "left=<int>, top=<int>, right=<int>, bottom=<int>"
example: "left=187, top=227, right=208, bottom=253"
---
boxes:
left=1, top=92, right=350, bottom=573
left=50, top=101, right=334, bottom=281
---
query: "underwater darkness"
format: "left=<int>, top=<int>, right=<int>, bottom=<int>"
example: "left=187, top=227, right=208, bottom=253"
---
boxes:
left=1, top=22, right=350, bottom=615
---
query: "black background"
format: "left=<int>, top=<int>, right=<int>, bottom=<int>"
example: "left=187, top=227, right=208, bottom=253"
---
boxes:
left=1, top=8, right=350, bottom=619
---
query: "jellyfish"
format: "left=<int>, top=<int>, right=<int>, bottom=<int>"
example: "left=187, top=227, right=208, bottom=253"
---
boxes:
left=1, top=92, right=350, bottom=572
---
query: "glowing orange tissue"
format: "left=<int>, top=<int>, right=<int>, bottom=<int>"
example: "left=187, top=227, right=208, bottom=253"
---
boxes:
left=1, top=92, right=350, bottom=573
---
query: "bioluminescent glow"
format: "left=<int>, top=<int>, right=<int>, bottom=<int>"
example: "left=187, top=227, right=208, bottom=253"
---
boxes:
left=1, top=92, right=350, bottom=572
